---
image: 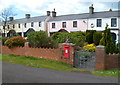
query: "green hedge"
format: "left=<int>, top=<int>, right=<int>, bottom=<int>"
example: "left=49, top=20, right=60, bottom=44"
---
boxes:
left=27, top=31, right=58, bottom=48
left=93, top=32, right=102, bottom=45
left=86, top=30, right=96, bottom=44
left=51, top=31, right=86, bottom=47
left=0, top=37, right=8, bottom=45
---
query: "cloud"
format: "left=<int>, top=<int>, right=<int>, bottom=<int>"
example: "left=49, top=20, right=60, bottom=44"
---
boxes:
left=0, top=0, right=119, bottom=17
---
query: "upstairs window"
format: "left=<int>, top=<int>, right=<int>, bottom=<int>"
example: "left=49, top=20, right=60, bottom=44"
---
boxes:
left=24, top=23, right=27, bottom=28
left=39, top=22, right=41, bottom=27
left=111, top=18, right=117, bottom=27
left=97, top=19, right=102, bottom=27
left=73, top=21, right=77, bottom=27
left=18, top=24, right=20, bottom=28
left=62, top=22, right=66, bottom=28
left=7, top=25, right=9, bottom=29
left=31, top=22, right=34, bottom=27
left=13, top=24, right=15, bottom=28
left=52, top=23, right=55, bottom=28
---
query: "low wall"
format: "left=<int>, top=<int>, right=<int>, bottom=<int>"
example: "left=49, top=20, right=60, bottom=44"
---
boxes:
left=2, top=44, right=74, bottom=65
left=106, top=54, right=120, bottom=69
left=96, top=46, right=120, bottom=70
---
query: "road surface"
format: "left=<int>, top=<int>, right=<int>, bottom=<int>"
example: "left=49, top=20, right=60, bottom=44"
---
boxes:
left=2, top=62, right=119, bottom=83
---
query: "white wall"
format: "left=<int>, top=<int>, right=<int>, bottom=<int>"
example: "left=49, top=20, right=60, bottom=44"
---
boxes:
left=48, top=19, right=88, bottom=33
left=88, top=17, right=119, bottom=31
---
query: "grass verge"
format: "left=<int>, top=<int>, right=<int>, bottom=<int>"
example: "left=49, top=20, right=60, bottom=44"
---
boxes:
left=2, top=54, right=87, bottom=72
left=91, top=69, right=120, bottom=77
left=0, top=54, right=2, bottom=61
left=2, top=53, right=120, bottom=77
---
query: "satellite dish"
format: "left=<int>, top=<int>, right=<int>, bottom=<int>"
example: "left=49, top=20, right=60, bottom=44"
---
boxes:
left=91, top=23, right=94, bottom=28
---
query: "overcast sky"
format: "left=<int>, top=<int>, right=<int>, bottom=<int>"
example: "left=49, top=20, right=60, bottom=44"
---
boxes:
left=0, top=0, right=119, bottom=19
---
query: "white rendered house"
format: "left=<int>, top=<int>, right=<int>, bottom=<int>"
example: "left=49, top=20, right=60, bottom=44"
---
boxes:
left=48, top=5, right=120, bottom=43
left=0, top=12, right=52, bottom=37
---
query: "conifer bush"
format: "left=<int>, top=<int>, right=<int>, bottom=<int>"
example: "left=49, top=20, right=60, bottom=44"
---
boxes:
left=99, top=24, right=119, bottom=54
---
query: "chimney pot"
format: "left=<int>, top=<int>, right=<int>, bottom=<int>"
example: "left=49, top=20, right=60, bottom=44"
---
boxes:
left=89, top=4, right=94, bottom=14
left=9, top=17, right=14, bottom=21
left=47, top=11, right=51, bottom=16
left=109, top=8, right=112, bottom=11
left=25, top=14, right=30, bottom=19
left=52, top=8, right=56, bottom=17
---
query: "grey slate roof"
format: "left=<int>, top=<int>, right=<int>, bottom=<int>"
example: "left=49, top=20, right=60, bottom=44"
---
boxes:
left=0, top=15, right=48, bottom=26
left=48, top=10, right=120, bottom=22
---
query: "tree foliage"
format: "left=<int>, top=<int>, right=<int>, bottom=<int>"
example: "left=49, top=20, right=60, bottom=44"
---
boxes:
left=93, top=32, right=102, bottom=45
left=99, top=24, right=119, bottom=54
left=51, top=31, right=86, bottom=47
left=0, top=7, right=17, bottom=36
left=27, top=31, right=58, bottom=48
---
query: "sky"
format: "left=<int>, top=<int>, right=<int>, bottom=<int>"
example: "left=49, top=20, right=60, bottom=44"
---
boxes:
left=0, top=0, right=119, bottom=19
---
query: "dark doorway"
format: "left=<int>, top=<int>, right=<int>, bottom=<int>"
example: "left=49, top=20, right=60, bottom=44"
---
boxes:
left=7, top=30, right=16, bottom=37
left=58, top=29, right=68, bottom=32
left=24, top=28, right=35, bottom=37
left=111, top=33, right=116, bottom=43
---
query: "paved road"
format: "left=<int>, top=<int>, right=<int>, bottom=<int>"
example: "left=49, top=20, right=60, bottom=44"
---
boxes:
left=2, top=62, right=119, bottom=83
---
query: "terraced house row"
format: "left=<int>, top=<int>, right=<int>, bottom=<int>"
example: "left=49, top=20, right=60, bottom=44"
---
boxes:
left=0, top=5, right=120, bottom=43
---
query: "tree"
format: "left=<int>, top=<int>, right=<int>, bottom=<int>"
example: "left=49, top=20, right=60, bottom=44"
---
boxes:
left=0, top=7, right=16, bottom=37
left=99, top=24, right=119, bottom=54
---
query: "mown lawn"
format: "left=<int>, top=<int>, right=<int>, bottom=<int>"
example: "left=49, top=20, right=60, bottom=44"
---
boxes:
left=1, top=53, right=120, bottom=77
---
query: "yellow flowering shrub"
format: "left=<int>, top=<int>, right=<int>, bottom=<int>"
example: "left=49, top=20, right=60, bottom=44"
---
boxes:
left=83, top=44, right=96, bottom=52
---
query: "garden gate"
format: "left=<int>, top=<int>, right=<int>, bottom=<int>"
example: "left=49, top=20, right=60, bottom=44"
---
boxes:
left=74, top=50, right=96, bottom=70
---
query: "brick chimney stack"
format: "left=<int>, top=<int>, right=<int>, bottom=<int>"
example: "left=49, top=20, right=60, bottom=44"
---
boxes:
left=25, top=14, right=30, bottom=19
left=89, top=4, right=94, bottom=14
left=47, top=11, right=51, bottom=16
left=52, top=8, right=56, bottom=17
left=9, top=17, right=14, bottom=21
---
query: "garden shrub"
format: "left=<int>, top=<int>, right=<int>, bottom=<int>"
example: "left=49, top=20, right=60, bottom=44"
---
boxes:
left=8, top=33, right=19, bottom=38
left=51, top=31, right=86, bottom=47
left=51, top=32, right=70, bottom=43
left=93, top=32, right=102, bottom=45
left=0, top=36, right=8, bottom=45
left=5, top=36, right=26, bottom=48
left=86, top=33, right=93, bottom=44
left=27, top=31, right=58, bottom=48
left=86, top=30, right=96, bottom=44
left=99, top=24, right=119, bottom=54
left=69, top=32, right=86, bottom=47
left=83, top=44, right=96, bottom=52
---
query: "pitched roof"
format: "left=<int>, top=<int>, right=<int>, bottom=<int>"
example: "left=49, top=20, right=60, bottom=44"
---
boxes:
left=48, top=10, right=120, bottom=22
left=0, top=16, right=48, bottom=26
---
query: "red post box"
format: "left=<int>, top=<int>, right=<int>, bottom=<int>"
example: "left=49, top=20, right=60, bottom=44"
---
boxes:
left=64, top=45, right=70, bottom=58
